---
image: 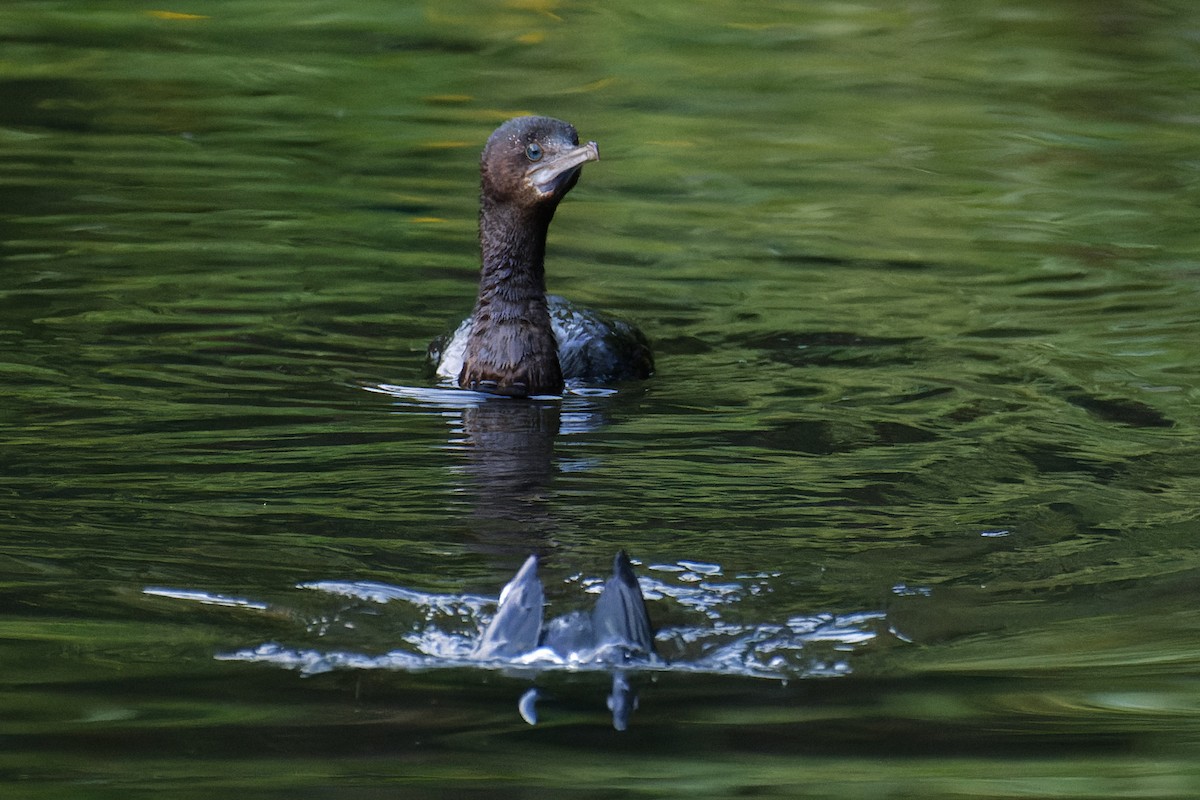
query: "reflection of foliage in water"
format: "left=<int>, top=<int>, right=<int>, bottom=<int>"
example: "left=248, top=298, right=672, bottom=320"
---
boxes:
left=2, top=0, right=1200, bottom=790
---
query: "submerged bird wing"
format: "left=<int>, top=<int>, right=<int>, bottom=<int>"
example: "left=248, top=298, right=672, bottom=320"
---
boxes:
left=475, top=555, right=545, bottom=658
left=548, top=296, right=655, bottom=384
left=591, top=550, right=655, bottom=656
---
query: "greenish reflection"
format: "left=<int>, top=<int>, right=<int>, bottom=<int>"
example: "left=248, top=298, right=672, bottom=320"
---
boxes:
left=3, top=0, right=1200, bottom=796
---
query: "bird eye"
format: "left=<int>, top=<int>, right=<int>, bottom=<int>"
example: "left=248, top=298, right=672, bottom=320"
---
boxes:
left=524, top=142, right=543, bottom=162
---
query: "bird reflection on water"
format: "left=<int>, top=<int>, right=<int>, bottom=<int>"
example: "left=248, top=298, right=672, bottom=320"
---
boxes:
left=365, top=382, right=611, bottom=548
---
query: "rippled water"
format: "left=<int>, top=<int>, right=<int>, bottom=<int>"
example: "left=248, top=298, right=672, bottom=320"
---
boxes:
left=4, top=0, right=1200, bottom=797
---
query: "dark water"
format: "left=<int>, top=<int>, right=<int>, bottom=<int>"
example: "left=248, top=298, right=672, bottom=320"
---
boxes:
left=4, top=0, right=1200, bottom=796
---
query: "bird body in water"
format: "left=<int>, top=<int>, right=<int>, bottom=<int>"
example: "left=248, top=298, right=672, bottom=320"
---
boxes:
left=429, top=116, right=653, bottom=397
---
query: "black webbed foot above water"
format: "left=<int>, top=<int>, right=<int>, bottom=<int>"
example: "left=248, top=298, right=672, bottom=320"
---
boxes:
left=474, top=550, right=658, bottom=729
left=592, top=550, right=655, bottom=659
left=474, top=555, right=544, bottom=659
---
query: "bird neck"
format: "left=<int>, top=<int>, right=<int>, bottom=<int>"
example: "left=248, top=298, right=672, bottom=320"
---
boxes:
left=476, top=198, right=555, bottom=313
left=457, top=196, right=564, bottom=396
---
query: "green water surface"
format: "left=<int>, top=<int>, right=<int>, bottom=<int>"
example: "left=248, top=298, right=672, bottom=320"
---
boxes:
left=3, top=0, right=1200, bottom=797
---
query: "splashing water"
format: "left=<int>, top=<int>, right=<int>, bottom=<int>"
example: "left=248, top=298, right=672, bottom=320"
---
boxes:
left=148, top=556, right=888, bottom=715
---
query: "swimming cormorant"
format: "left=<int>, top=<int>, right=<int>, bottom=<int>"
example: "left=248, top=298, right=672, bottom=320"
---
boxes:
left=429, top=116, right=654, bottom=397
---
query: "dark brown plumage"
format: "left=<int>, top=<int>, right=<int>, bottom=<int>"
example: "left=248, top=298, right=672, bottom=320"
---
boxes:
left=459, top=116, right=597, bottom=396
left=429, top=115, right=653, bottom=397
